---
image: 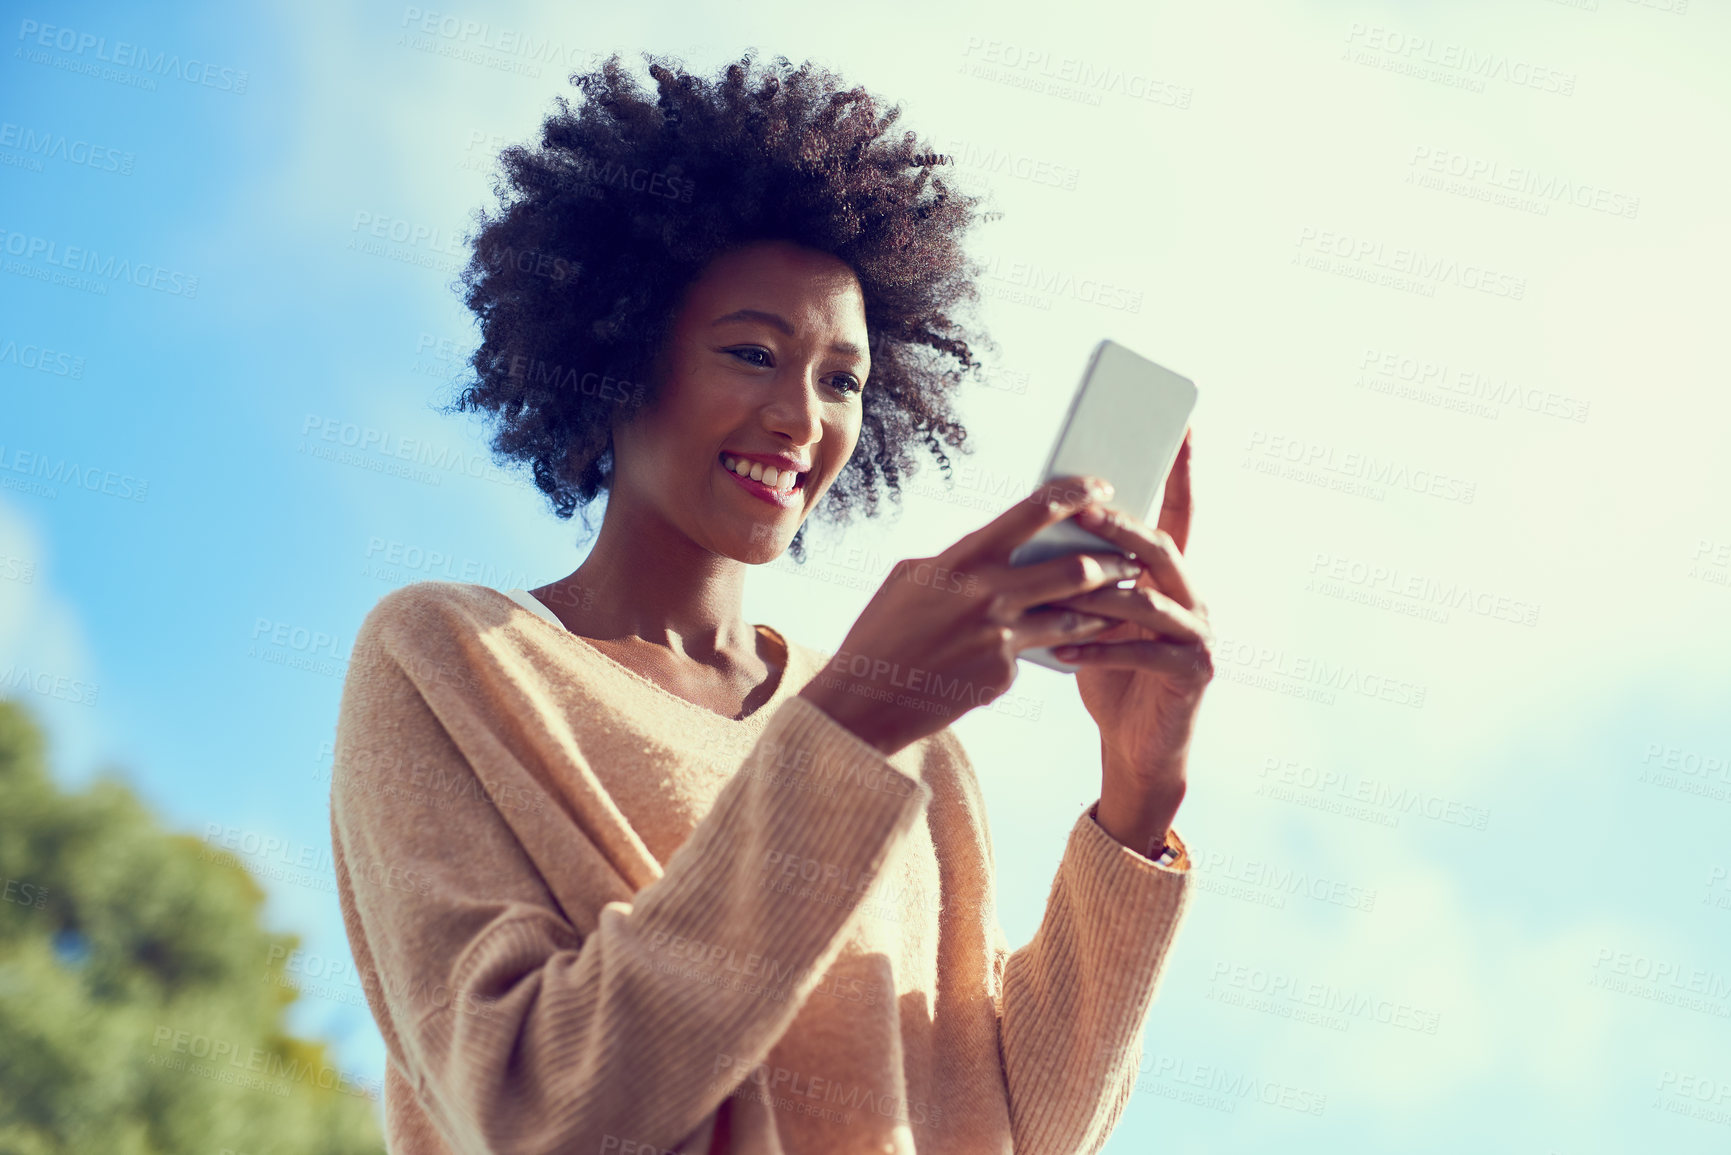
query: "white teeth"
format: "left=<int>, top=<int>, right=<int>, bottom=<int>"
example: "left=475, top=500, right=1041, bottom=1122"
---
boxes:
left=722, top=454, right=801, bottom=493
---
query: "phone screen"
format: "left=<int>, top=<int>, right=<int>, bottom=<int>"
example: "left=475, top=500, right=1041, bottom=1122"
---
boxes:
left=1010, top=340, right=1197, bottom=570
left=1010, top=339, right=1198, bottom=669
left=1048, top=341, right=1195, bottom=522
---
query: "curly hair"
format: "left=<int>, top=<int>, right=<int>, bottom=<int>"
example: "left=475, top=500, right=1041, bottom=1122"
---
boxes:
left=443, top=50, right=993, bottom=562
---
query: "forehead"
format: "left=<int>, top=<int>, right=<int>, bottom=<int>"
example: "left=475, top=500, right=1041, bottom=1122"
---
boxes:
left=682, top=240, right=866, bottom=327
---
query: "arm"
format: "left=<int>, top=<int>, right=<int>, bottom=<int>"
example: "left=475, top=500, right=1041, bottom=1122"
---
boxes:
left=331, top=598, right=930, bottom=1155
left=989, top=802, right=1194, bottom=1155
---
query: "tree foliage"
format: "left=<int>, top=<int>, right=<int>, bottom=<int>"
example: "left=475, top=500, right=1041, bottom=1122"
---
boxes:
left=0, top=697, right=383, bottom=1153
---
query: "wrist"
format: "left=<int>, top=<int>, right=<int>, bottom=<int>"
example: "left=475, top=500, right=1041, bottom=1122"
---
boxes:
left=1096, top=769, right=1186, bottom=860
left=1102, top=740, right=1189, bottom=788
left=1094, top=796, right=1183, bottom=858
left=797, top=683, right=901, bottom=757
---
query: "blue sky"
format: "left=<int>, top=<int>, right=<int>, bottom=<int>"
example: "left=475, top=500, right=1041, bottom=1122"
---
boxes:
left=4, top=0, right=1730, bottom=1149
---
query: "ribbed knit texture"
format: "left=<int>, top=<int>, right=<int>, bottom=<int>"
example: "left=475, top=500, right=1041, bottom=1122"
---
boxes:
left=328, top=580, right=1194, bottom=1154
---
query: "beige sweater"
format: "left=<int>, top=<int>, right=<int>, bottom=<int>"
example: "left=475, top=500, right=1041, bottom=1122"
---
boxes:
left=329, top=580, right=1193, bottom=1155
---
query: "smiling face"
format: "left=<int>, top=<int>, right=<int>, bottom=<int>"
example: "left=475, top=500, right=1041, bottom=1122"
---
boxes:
left=609, top=238, right=871, bottom=564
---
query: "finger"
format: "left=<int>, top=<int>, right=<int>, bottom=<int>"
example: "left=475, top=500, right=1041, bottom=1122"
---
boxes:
left=948, top=474, right=1114, bottom=567
left=1049, top=637, right=1214, bottom=683
left=1158, top=427, right=1194, bottom=556
left=1011, top=606, right=1119, bottom=653
left=1039, top=584, right=1209, bottom=644
left=999, top=548, right=1144, bottom=615
left=1074, top=503, right=1201, bottom=611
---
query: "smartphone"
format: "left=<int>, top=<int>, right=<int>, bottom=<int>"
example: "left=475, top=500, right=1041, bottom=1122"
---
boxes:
left=1010, top=339, right=1198, bottom=673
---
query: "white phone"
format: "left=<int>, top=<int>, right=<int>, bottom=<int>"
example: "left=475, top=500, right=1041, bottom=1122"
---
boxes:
left=1010, top=339, right=1198, bottom=673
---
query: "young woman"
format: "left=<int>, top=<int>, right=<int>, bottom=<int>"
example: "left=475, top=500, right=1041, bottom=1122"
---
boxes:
left=331, top=51, right=1213, bottom=1155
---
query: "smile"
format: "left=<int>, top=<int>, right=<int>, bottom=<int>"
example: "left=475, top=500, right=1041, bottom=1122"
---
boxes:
left=720, top=452, right=807, bottom=508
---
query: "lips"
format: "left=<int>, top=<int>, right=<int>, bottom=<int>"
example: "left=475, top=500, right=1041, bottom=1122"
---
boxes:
left=719, top=452, right=808, bottom=509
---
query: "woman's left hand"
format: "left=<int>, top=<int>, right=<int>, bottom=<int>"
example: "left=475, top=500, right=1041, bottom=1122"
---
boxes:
left=1043, top=428, right=1213, bottom=848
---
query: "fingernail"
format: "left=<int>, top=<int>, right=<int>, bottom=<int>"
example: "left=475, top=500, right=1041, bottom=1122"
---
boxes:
left=1088, top=478, right=1114, bottom=500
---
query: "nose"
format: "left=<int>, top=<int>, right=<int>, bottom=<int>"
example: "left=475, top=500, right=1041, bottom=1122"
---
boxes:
left=759, top=360, right=826, bottom=446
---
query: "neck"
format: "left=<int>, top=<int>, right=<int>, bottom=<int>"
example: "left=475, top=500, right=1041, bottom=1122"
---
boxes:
left=537, top=494, right=760, bottom=663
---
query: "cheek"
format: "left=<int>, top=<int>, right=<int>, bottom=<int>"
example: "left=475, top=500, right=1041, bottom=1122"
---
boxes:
left=827, top=415, right=863, bottom=478
left=627, top=394, right=713, bottom=470
left=683, top=382, right=755, bottom=443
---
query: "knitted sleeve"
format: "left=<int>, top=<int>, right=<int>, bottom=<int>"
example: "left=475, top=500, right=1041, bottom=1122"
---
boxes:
left=948, top=729, right=1193, bottom=1155
left=330, top=590, right=931, bottom=1154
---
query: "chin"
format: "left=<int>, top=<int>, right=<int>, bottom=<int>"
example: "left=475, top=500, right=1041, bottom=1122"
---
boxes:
left=729, top=521, right=796, bottom=565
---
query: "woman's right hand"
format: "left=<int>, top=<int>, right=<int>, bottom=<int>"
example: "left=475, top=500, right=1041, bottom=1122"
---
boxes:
left=797, top=474, right=1143, bottom=756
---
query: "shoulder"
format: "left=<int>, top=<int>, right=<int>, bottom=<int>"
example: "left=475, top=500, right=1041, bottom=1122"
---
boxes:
left=359, top=580, right=507, bottom=638
left=351, top=581, right=517, bottom=676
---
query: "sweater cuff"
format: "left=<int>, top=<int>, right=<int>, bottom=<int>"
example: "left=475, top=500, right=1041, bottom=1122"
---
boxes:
left=1084, top=800, right=1191, bottom=873
left=1048, top=801, right=1193, bottom=1014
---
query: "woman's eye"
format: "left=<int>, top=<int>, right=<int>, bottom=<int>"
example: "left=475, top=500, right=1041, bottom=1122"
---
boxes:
left=725, top=347, right=860, bottom=395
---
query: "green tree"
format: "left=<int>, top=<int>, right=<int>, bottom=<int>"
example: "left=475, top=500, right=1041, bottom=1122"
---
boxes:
left=0, top=697, right=383, bottom=1153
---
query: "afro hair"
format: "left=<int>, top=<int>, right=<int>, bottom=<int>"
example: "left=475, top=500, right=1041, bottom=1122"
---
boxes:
left=444, top=50, right=994, bottom=561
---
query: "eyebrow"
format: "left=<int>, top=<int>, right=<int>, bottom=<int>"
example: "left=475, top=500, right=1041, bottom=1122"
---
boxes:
left=710, top=308, right=866, bottom=358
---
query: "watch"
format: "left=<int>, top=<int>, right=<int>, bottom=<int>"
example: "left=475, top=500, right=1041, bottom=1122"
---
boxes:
left=1144, top=832, right=1182, bottom=867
